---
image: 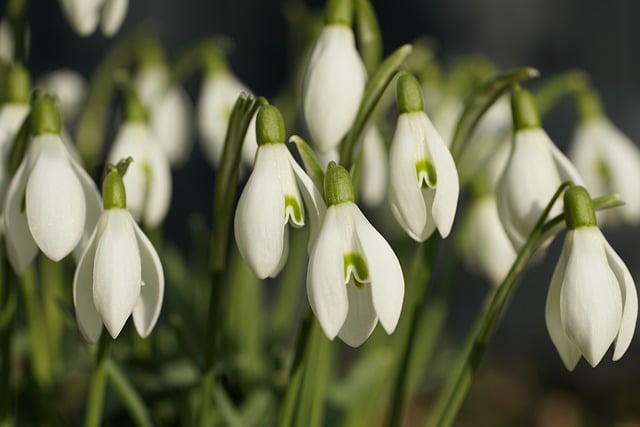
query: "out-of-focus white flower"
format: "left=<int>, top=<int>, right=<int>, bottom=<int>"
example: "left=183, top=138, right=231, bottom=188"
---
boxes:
left=4, top=95, right=101, bottom=273
left=234, top=106, right=324, bottom=279
left=74, top=165, right=163, bottom=343
left=431, top=96, right=461, bottom=148
left=497, top=87, right=583, bottom=250
left=302, top=24, right=366, bottom=155
left=546, top=185, right=637, bottom=370
left=307, top=163, right=404, bottom=347
left=136, top=65, right=193, bottom=167
left=389, top=74, right=459, bottom=242
left=58, top=0, right=128, bottom=37
left=570, top=111, right=640, bottom=226
left=0, top=19, right=13, bottom=61
left=359, top=124, right=387, bottom=208
left=107, top=121, right=171, bottom=228
left=37, top=69, right=87, bottom=122
left=197, top=69, right=252, bottom=167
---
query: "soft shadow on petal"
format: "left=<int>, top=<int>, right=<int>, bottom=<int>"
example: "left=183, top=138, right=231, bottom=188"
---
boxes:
left=352, top=205, right=404, bottom=334
left=601, top=236, right=639, bottom=360
left=4, top=151, right=38, bottom=273
left=100, top=0, right=128, bottom=36
left=545, top=232, right=581, bottom=370
left=26, top=135, right=85, bottom=261
left=234, top=146, right=286, bottom=279
left=559, top=228, right=621, bottom=367
left=307, top=207, right=348, bottom=340
left=73, top=219, right=103, bottom=344
left=131, top=217, right=164, bottom=338
left=338, top=282, right=378, bottom=347
left=93, top=210, right=142, bottom=338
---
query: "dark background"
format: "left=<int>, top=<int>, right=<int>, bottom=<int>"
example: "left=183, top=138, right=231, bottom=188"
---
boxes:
left=16, top=0, right=640, bottom=425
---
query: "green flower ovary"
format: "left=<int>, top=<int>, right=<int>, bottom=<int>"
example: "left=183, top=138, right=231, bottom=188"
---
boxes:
left=416, top=158, right=437, bottom=188
left=284, top=194, right=304, bottom=226
left=344, top=252, right=369, bottom=288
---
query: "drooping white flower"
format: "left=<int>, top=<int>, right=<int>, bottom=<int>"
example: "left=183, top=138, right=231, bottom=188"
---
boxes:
left=389, top=74, right=459, bottom=242
left=302, top=24, right=366, bottom=155
left=107, top=121, right=171, bottom=228
left=4, top=95, right=101, bottom=273
left=74, top=165, right=164, bottom=343
left=546, top=186, right=637, bottom=370
left=136, top=65, right=194, bottom=167
left=497, top=87, right=583, bottom=250
left=58, top=0, right=128, bottom=37
left=570, top=112, right=640, bottom=225
left=234, top=106, right=324, bottom=279
left=307, top=163, right=404, bottom=347
left=359, top=124, right=387, bottom=208
left=37, top=69, right=87, bottom=123
left=197, top=69, right=252, bottom=167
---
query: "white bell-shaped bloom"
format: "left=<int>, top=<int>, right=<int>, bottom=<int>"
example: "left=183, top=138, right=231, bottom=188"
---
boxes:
left=0, top=103, right=30, bottom=212
left=5, top=133, right=101, bottom=273
left=136, top=66, right=193, bottom=167
left=73, top=167, right=163, bottom=343
left=389, top=74, right=459, bottom=242
left=359, top=124, right=387, bottom=208
left=234, top=105, right=324, bottom=279
left=302, top=25, right=366, bottom=155
left=307, top=163, right=404, bottom=347
left=58, top=0, right=128, bottom=37
left=570, top=116, right=640, bottom=225
left=497, top=88, right=583, bottom=250
left=197, top=71, right=251, bottom=166
left=107, top=122, right=171, bottom=228
left=37, top=69, right=87, bottom=122
left=546, top=186, right=637, bottom=370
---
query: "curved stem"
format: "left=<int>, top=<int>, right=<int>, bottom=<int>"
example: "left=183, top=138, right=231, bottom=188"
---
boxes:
left=107, top=361, right=153, bottom=427
left=85, top=332, right=112, bottom=427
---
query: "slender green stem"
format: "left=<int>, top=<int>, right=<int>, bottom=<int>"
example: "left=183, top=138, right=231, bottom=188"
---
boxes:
left=200, top=270, right=223, bottom=427
left=40, top=257, right=64, bottom=375
left=425, top=182, right=571, bottom=427
left=107, top=361, right=153, bottom=427
left=85, top=332, right=112, bottom=427
left=0, top=244, right=14, bottom=425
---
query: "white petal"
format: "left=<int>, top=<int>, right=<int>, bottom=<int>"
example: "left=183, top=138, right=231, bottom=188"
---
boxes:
left=548, top=139, right=584, bottom=186
left=70, top=158, right=102, bottom=262
left=545, top=232, right=581, bottom=370
left=93, top=209, right=141, bottom=339
left=352, top=204, right=404, bottom=334
left=4, top=147, right=38, bottom=274
left=143, top=138, right=172, bottom=228
left=559, top=228, right=622, bottom=367
left=234, top=146, right=286, bottom=279
left=37, top=69, right=87, bottom=122
left=59, top=0, right=101, bottom=36
left=272, top=145, right=304, bottom=227
left=152, top=86, right=194, bottom=167
left=72, top=215, right=105, bottom=344
left=100, top=0, right=128, bottom=36
left=131, top=216, right=164, bottom=338
left=307, top=206, right=348, bottom=340
left=337, top=282, right=378, bottom=347
left=601, top=235, right=638, bottom=360
left=240, top=111, right=258, bottom=166
left=360, top=124, right=388, bottom=208
left=389, top=114, right=429, bottom=241
left=0, top=104, right=32, bottom=210
left=303, top=25, right=366, bottom=152
left=288, top=152, right=326, bottom=251
left=26, top=134, right=85, bottom=261
left=420, top=113, right=459, bottom=238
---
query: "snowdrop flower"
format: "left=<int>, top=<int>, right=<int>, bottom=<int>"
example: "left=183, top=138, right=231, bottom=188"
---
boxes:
left=307, top=162, right=404, bottom=347
left=0, top=64, right=31, bottom=213
left=73, top=162, right=164, bottom=343
left=4, top=93, right=101, bottom=273
left=58, top=0, right=128, bottom=37
left=569, top=90, right=640, bottom=225
left=546, top=185, right=637, bottom=370
left=234, top=105, right=324, bottom=279
left=37, top=69, right=87, bottom=123
left=359, top=124, right=387, bottom=208
left=107, top=89, right=171, bottom=229
left=389, top=73, right=459, bottom=242
left=197, top=57, right=253, bottom=167
left=302, top=0, right=366, bottom=156
left=497, top=86, right=583, bottom=251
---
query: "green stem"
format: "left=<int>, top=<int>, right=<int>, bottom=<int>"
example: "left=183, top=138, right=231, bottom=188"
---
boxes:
left=200, top=270, right=223, bottom=427
left=85, top=332, right=112, bottom=427
left=425, top=182, right=571, bottom=427
left=0, top=244, right=15, bottom=425
left=107, top=361, right=153, bottom=427
left=40, top=257, right=64, bottom=375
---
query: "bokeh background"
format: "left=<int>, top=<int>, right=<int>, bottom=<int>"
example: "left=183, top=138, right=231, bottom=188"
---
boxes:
left=18, top=0, right=640, bottom=425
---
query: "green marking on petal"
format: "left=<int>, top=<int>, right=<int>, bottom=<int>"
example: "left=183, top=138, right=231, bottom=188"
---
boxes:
left=416, top=158, right=437, bottom=188
left=284, top=194, right=304, bottom=227
left=596, top=157, right=611, bottom=185
left=344, top=252, right=369, bottom=286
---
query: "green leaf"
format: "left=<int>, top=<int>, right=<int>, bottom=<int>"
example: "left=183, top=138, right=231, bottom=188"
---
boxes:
left=450, top=66, right=539, bottom=161
left=354, top=0, right=382, bottom=75
left=289, top=135, right=324, bottom=195
left=339, top=44, right=412, bottom=169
